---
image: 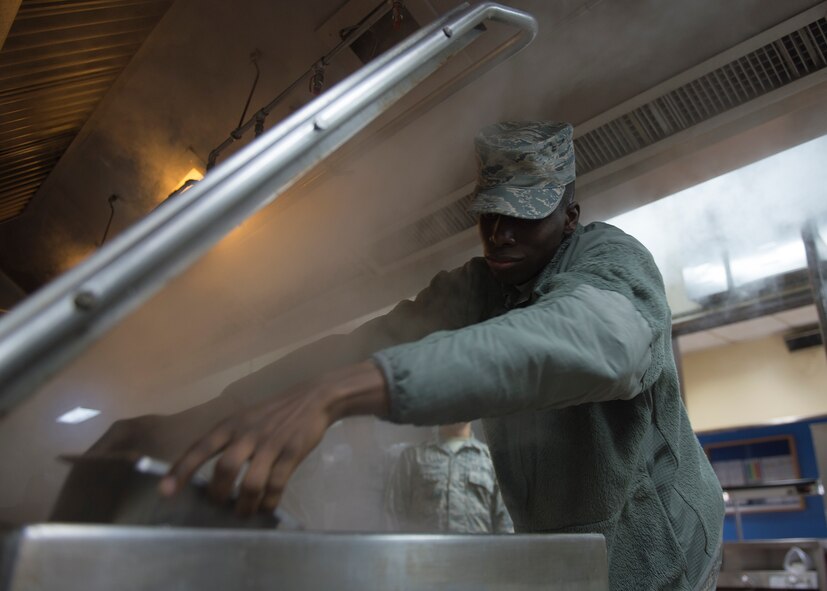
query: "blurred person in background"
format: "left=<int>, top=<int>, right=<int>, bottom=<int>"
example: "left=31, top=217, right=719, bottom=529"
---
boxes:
left=385, top=422, right=512, bottom=533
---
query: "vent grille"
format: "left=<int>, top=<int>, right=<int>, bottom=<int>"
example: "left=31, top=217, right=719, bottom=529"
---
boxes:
left=0, top=0, right=174, bottom=224
left=365, top=12, right=827, bottom=272
left=574, top=18, right=827, bottom=175
left=370, top=192, right=476, bottom=268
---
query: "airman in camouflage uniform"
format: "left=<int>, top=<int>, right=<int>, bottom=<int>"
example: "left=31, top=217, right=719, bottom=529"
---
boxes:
left=114, top=120, right=724, bottom=591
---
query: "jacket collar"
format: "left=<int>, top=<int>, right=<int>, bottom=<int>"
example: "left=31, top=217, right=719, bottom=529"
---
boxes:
left=499, top=224, right=583, bottom=309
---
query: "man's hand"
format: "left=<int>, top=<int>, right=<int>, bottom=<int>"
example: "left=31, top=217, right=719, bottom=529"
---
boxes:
left=160, top=360, right=390, bottom=515
left=85, top=391, right=240, bottom=460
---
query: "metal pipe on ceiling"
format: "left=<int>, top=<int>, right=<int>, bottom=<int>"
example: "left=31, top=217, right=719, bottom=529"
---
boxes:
left=207, top=0, right=397, bottom=169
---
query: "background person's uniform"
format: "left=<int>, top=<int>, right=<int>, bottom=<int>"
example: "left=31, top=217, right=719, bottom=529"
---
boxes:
left=218, top=122, right=725, bottom=591
left=385, top=436, right=513, bottom=533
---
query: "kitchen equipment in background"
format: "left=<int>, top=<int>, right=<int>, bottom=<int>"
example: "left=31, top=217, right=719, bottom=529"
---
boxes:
left=717, top=539, right=827, bottom=590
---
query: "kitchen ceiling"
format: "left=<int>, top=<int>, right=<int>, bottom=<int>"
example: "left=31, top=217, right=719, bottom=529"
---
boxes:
left=1, top=0, right=825, bottom=292
left=0, top=0, right=824, bottom=389
left=678, top=305, right=820, bottom=354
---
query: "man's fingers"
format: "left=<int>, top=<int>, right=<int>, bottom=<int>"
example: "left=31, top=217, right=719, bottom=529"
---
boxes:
left=160, top=426, right=233, bottom=496
left=235, top=442, right=281, bottom=516
left=208, top=436, right=258, bottom=503
left=260, top=446, right=301, bottom=512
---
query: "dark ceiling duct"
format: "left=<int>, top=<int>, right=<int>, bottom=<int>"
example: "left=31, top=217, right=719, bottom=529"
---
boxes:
left=347, top=2, right=420, bottom=65
left=784, top=323, right=823, bottom=351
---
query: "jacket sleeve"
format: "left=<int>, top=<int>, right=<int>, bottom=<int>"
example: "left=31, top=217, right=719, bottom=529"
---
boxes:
left=218, top=261, right=487, bottom=408
left=373, top=231, right=669, bottom=425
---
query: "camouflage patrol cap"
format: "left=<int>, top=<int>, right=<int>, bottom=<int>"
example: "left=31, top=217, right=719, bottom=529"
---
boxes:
left=468, top=121, right=575, bottom=220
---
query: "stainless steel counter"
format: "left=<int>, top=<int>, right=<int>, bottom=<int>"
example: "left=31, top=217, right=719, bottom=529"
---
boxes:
left=0, top=525, right=608, bottom=590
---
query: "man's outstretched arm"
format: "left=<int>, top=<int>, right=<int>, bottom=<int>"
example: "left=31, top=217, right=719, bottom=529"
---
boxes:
left=85, top=260, right=483, bottom=469
left=160, top=360, right=390, bottom=515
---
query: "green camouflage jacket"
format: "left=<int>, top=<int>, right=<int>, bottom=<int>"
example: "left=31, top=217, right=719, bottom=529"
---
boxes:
left=385, top=437, right=513, bottom=533
left=223, top=222, right=725, bottom=591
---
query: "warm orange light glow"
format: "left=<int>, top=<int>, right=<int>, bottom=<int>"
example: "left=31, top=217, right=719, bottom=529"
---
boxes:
left=175, top=167, right=204, bottom=192
left=59, top=243, right=95, bottom=273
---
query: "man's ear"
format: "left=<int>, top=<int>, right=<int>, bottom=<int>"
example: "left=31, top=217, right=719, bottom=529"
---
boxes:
left=564, top=202, right=580, bottom=235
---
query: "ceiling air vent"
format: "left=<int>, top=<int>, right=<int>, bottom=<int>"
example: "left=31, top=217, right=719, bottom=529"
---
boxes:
left=784, top=324, right=823, bottom=351
left=365, top=6, right=827, bottom=273
left=574, top=14, right=827, bottom=176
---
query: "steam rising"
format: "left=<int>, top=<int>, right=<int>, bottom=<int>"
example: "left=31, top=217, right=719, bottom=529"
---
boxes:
left=1, top=0, right=824, bottom=527
left=281, top=417, right=434, bottom=530
left=607, top=134, right=827, bottom=316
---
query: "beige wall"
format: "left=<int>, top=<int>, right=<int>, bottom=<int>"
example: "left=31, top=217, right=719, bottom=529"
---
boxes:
left=683, top=336, right=827, bottom=432
left=0, top=0, right=21, bottom=51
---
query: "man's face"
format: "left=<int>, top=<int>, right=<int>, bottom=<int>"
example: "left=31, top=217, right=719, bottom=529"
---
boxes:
left=478, top=202, right=580, bottom=285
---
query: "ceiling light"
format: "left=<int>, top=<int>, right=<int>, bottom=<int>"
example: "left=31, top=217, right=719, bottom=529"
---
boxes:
left=729, top=239, right=806, bottom=287
left=56, top=406, right=101, bottom=424
left=682, top=260, right=729, bottom=300
left=174, top=167, right=204, bottom=192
